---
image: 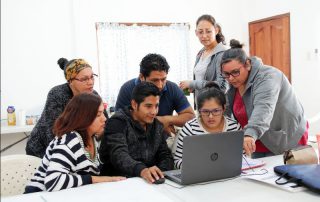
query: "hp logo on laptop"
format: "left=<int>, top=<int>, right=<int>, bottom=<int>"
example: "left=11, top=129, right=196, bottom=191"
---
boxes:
left=210, top=152, right=219, bottom=161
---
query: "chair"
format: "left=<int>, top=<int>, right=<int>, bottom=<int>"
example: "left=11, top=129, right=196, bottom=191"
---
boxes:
left=1, top=154, right=42, bottom=197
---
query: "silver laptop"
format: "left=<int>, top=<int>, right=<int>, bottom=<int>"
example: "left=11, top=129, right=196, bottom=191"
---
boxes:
left=165, top=130, right=244, bottom=185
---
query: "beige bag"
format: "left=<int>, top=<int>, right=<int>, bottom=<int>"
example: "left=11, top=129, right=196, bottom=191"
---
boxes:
left=283, top=145, right=318, bottom=165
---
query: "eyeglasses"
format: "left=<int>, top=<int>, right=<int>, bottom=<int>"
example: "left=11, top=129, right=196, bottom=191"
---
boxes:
left=196, top=30, right=213, bottom=36
left=221, top=68, right=242, bottom=78
left=199, top=108, right=223, bottom=116
left=73, top=74, right=98, bottom=83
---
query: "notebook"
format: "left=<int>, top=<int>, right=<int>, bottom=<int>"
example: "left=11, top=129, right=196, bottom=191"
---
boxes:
left=164, top=130, right=244, bottom=185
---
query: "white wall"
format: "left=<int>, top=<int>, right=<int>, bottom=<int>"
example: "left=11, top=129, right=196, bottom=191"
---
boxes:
left=1, top=0, right=319, bottom=135
left=1, top=0, right=76, bottom=116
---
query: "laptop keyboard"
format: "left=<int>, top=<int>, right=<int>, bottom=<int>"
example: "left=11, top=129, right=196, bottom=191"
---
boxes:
left=173, top=173, right=182, bottom=179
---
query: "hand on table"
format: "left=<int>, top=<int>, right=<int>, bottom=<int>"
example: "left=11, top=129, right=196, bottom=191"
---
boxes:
left=140, top=166, right=164, bottom=184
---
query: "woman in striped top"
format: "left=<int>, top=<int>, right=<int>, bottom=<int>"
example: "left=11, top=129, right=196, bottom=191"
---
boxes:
left=174, top=82, right=241, bottom=169
left=25, top=93, right=125, bottom=193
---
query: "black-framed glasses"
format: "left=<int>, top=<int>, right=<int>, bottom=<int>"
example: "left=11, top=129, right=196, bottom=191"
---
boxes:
left=199, top=108, right=223, bottom=116
left=221, top=68, right=241, bottom=78
left=73, top=74, right=98, bottom=83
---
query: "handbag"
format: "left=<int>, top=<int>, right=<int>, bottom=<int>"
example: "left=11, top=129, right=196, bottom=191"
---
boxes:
left=274, top=164, right=320, bottom=193
left=283, top=145, right=318, bottom=165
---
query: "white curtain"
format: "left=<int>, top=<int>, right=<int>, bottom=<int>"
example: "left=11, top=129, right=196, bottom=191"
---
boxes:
left=96, top=23, right=192, bottom=107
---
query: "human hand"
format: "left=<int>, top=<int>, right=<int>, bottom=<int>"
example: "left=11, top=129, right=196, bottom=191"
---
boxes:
left=156, top=116, right=175, bottom=134
left=187, top=88, right=194, bottom=93
left=140, top=166, right=164, bottom=184
left=166, top=125, right=176, bottom=135
left=92, top=176, right=126, bottom=184
left=179, top=80, right=191, bottom=90
left=243, top=136, right=256, bottom=156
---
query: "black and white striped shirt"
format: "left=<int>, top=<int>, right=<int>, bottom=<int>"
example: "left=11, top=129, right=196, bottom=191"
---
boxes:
left=174, top=116, right=241, bottom=169
left=25, top=131, right=100, bottom=193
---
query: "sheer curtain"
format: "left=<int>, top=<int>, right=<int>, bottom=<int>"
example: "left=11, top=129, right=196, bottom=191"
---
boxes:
left=96, top=23, right=191, bottom=107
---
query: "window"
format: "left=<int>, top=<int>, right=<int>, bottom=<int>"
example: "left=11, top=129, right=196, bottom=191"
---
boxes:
left=96, top=22, right=192, bottom=107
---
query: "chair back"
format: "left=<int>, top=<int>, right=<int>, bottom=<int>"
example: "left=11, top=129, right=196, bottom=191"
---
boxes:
left=1, top=154, right=42, bottom=197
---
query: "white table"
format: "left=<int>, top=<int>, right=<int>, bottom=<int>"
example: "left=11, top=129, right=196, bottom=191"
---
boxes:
left=1, top=155, right=319, bottom=202
left=1, top=125, right=34, bottom=135
left=1, top=125, right=34, bottom=153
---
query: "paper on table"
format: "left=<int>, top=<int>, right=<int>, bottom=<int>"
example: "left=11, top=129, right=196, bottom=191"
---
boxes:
left=242, top=155, right=266, bottom=170
left=243, top=168, right=307, bottom=192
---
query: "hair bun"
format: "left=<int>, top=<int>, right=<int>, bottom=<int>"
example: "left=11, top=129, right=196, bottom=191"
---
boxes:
left=57, top=58, right=69, bottom=70
left=229, top=39, right=243, bottom=49
left=204, top=81, right=221, bottom=90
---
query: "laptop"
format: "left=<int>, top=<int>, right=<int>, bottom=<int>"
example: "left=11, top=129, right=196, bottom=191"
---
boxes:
left=164, top=130, right=244, bottom=185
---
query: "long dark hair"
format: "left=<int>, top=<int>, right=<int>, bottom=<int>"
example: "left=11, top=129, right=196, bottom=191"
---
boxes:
left=196, top=14, right=226, bottom=45
left=53, top=93, right=102, bottom=146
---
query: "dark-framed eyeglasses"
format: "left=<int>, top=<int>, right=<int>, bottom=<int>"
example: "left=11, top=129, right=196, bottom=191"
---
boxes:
left=221, top=68, right=241, bottom=79
left=73, top=74, right=98, bottom=83
left=199, top=108, right=223, bottom=116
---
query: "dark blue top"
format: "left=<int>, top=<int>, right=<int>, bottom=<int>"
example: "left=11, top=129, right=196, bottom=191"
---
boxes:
left=115, top=78, right=190, bottom=116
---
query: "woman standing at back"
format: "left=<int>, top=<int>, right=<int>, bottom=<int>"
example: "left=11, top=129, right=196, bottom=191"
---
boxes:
left=180, top=14, right=228, bottom=101
left=26, top=58, right=104, bottom=158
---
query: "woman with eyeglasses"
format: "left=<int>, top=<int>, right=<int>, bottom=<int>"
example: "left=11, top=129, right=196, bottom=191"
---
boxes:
left=221, top=39, right=308, bottom=158
left=25, top=93, right=125, bottom=193
left=174, top=82, right=241, bottom=169
left=26, top=58, right=104, bottom=158
left=179, top=14, right=228, bottom=102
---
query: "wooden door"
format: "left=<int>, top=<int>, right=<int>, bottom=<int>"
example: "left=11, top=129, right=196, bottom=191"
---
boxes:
left=249, top=13, right=291, bottom=82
